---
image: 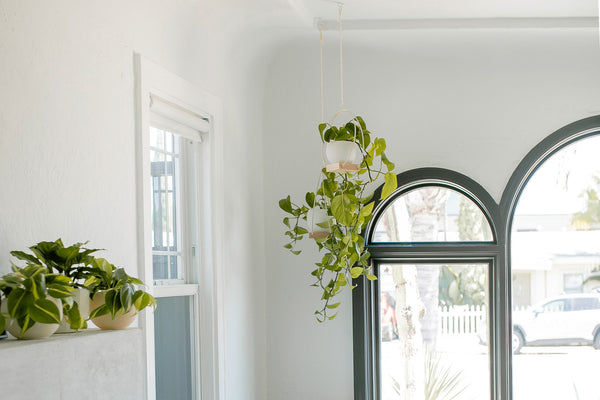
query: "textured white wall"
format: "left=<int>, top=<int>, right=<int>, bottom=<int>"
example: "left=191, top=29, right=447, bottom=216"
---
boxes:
left=0, top=330, right=145, bottom=399
left=262, top=28, right=600, bottom=399
left=0, top=1, right=274, bottom=398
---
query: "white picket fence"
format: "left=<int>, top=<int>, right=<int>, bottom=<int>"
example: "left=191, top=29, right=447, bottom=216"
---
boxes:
left=438, top=305, right=528, bottom=335
left=438, top=305, right=485, bottom=335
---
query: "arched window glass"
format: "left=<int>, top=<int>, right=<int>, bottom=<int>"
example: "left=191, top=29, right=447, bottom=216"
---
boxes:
left=372, top=186, right=493, bottom=242
left=355, top=169, right=502, bottom=400
left=510, top=134, right=600, bottom=399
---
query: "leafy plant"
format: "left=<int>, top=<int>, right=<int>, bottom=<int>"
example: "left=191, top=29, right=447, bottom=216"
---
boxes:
left=390, top=346, right=469, bottom=400
left=424, top=347, right=469, bottom=400
left=279, top=116, right=397, bottom=321
left=11, top=238, right=101, bottom=281
left=10, top=239, right=101, bottom=330
left=85, top=258, right=156, bottom=319
left=0, top=264, right=74, bottom=337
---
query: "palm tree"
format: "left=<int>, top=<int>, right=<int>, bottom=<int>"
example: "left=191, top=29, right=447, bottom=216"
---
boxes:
left=404, top=188, right=449, bottom=344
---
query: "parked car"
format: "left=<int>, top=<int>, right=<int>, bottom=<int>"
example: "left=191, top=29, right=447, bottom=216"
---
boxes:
left=478, top=293, right=600, bottom=354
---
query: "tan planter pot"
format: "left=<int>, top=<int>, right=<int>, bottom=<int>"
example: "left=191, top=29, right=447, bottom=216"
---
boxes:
left=56, top=288, right=90, bottom=333
left=2, top=297, right=62, bottom=340
left=90, top=292, right=137, bottom=330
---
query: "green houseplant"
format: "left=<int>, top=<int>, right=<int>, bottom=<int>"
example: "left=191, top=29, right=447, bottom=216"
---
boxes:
left=10, top=239, right=101, bottom=331
left=279, top=116, right=397, bottom=321
left=84, top=258, right=156, bottom=330
left=0, top=264, right=74, bottom=339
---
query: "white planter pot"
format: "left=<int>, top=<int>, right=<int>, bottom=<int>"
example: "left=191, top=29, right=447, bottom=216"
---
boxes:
left=2, top=297, right=62, bottom=340
left=324, top=141, right=361, bottom=165
left=56, top=288, right=90, bottom=333
left=90, top=292, right=137, bottom=330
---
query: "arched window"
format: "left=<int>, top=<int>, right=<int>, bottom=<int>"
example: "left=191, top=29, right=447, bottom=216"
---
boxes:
left=502, top=117, right=600, bottom=400
left=354, top=168, right=504, bottom=400
left=354, top=116, right=600, bottom=400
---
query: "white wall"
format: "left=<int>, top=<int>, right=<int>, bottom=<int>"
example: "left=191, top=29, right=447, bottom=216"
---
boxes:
left=262, top=28, right=600, bottom=399
left=0, top=1, right=278, bottom=398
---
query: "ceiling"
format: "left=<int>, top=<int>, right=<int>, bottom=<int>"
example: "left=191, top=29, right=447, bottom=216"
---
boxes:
left=294, top=0, right=598, bottom=20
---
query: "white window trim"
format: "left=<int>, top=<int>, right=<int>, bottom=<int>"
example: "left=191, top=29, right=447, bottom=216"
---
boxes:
left=135, top=53, right=226, bottom=400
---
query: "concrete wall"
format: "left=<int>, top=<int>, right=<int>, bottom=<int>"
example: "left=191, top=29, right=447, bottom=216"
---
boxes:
left=262, top=28, right=600, bottom=399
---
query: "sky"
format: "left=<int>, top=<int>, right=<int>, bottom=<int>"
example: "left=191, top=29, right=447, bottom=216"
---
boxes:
left=515, top=135, right=600, bottom=216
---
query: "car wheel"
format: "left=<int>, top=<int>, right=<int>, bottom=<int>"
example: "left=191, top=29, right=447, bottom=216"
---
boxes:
left=593, top=332, right=600, bottom=350
left=512, top=330, right=524, bottom=354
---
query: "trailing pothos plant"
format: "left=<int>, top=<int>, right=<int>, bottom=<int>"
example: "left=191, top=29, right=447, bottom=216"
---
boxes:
left=10, top=239, right=101, bottom=330
left=84, top=258, right=156, bottom=320
left=279, top=115, right=398, bottom=322
left=0, top=264, right=74, bottom=336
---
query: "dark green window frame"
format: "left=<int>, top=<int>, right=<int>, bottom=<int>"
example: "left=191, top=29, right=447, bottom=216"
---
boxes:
left=353, top=115, right=600, bottom=400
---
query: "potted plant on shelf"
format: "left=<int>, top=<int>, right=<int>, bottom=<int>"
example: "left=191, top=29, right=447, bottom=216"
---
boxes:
left=84, top=258, right=156, bottom=330
left=279, top=116, right=398, bottom=322
left=10, top=239, right=101, bottom=332
left=0, top=264, right=74, bottom=339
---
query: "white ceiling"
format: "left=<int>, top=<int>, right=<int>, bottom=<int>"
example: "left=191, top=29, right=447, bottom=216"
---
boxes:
left=293, top=0, right=598, bottom=21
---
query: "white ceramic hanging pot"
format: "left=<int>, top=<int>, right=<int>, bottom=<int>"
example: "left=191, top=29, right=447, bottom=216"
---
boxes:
left=324, top=141, right=361, bottom=165
left=90, top=292, right=137, bottom=330
left=307, top=207, right=331, bottom=239
left=3, top=297, right=63, bottom=340
left=56, top=288, right=90, bottom=333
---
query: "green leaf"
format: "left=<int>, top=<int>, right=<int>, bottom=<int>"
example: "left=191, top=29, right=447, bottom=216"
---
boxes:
left=291, top=250, right=301, bottom=255
left=47, top=283, right=74, bottom=299
left=381, top=172, right=398, bottom=200
left=7, top=288, right=34, bottom=319
left=29, top=298, right=61, bottom=324
left=10, top=250, right=40, bottom=265
left=104, top=290, right=119, bottom=318
left=0, top=314, right=4, bottom=333
left=65, top=302, right=86, bottom=330
left=326, top=302, right=341, bottom=309
left=318, top=123, right=327, bottom=141
left=358, top=202, right=375, bottom=220
left=367, top=274, right=378, bottom=281
left=336, top=273, right=347, bottom=288
left=323, top=179, right=338, bottom=198
left=381, top=151, right=395, bottom=171
left=89, top=304, right=109, bottom=319
left=331, top=194, right=358, bottom=226
left=17, top=315, right=35, bottom=335
left=278, top=196, right=293, bottom=214
left=305, top=192, right=315, bottom=208
left=293, top=226, right=308, bottom=235
left=283, top=217, right=291, bottom=228
left=134, top=290, right=150, bottom=311
left=120, top=285, right=134, bottom=313
left=350, top=267, right=364, bottom=279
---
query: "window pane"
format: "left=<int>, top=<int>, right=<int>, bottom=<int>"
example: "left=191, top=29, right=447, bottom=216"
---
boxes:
left=154, top=296, right=194, bottom=399
left=150, top=125, right=182, bottom=282
left=379, top=263, right=490, bottom=400
left=372, top=187, right=493, bottom=242
left=512, top=134, right=600, bottom=400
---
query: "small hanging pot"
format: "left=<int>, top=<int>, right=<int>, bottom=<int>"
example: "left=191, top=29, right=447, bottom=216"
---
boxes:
left=324, top=140, right=361, bottom=173
left=307, top=207, right=331, bottom=239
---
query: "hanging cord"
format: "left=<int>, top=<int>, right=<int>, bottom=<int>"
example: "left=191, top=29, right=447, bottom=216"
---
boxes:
left=319, top=27, right=324, bottom=124
left=338, top=3, right=344, bottom=110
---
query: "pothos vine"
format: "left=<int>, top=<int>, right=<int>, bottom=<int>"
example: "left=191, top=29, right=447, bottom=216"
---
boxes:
left=279, top=116, right=398, bottom=322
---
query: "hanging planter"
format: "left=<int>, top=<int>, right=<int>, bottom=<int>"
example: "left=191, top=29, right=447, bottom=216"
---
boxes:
left=307, top=206, right=332, bottom=239
left=278, top=4, right=399, bottom=322
left=324, top=141, right=361, bottom=172
left=279, top=115, right=398, bottom=322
